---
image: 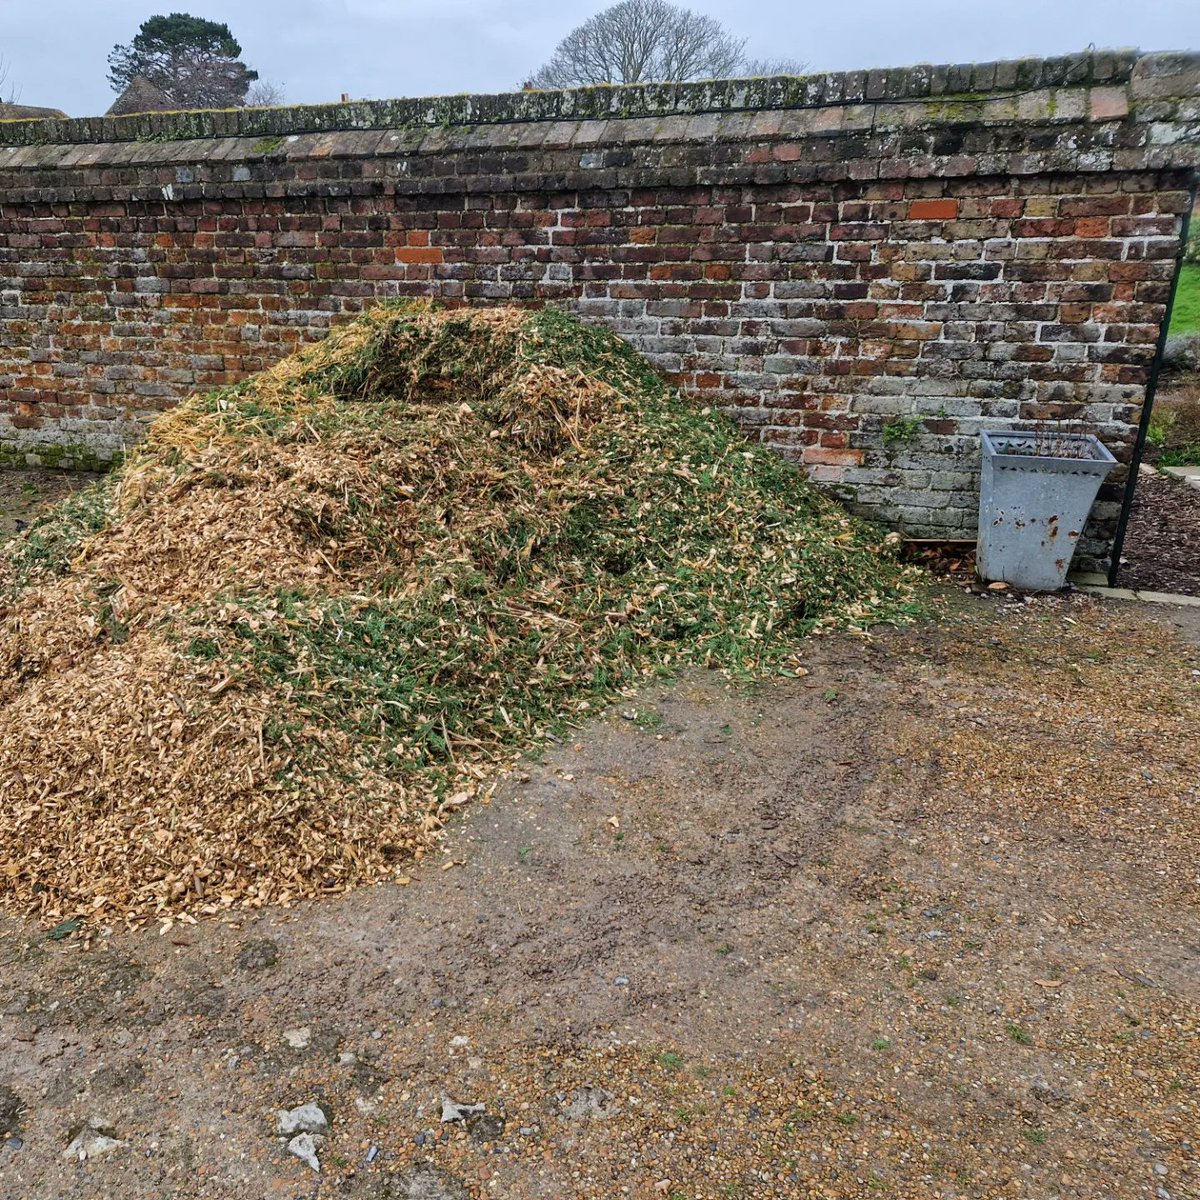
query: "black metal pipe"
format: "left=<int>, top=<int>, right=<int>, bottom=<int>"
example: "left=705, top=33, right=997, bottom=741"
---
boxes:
left=1107, top=175, right=1198, bottom=587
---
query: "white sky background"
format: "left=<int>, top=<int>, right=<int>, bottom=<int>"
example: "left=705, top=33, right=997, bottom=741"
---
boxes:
left=2, top=0, right=1198, bottom=117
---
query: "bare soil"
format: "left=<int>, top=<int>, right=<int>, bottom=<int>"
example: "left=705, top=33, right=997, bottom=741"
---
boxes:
left=0, top=469, right=100, bottom=542
left=0, top=581, right=1197, bottom=1200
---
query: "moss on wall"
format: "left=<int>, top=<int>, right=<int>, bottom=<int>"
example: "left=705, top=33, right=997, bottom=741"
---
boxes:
left=0, top=49, right=1146, bottom=149
left=0, top=442, right=119, bottom=472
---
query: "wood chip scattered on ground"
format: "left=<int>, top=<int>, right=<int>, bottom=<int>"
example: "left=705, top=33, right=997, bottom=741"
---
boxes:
left=1, top=588, right=1196, bottom=1199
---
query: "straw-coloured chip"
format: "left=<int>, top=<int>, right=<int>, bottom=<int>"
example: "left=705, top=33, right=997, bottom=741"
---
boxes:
left=0, top=303, right=913, bottom=930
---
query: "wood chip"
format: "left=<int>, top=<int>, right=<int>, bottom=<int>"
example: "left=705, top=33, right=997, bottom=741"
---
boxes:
left=0, top=304, right=913, bottom=933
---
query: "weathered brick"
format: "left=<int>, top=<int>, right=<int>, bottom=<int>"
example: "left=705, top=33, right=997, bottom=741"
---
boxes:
left=0, top=55, right=1193, bottom=575
left=907, top=198, right=959, bottom=220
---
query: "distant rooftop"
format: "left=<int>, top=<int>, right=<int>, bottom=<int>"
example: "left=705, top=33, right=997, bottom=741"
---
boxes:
left=106, top=75, right=175, bottom=118
left=0, top=102, right=67, bottom=122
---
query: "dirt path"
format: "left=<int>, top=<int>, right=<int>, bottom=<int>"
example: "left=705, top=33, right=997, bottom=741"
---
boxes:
left=1, top=589, right=1198, bottom=1200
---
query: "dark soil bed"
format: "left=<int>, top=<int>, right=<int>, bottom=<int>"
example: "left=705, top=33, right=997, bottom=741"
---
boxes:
left=0, top=468, right=101, bottom=544
left=1119, top=468, right=1200, bottom=596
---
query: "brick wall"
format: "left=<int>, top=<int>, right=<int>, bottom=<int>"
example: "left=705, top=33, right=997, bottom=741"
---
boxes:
left=1, top=50, right=1198, bottom=570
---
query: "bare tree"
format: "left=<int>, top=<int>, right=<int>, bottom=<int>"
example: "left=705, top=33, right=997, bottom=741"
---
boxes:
left=528, top=0, right=747, bottom=88
left=0, top=55, right=18, bottom=104
left=740, top=57, right=809, bottom=77
left=246, top=80, right=287, bottom=107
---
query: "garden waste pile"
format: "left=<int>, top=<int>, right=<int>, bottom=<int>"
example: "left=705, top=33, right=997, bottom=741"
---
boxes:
left=0, top=304, right=913, bottom=929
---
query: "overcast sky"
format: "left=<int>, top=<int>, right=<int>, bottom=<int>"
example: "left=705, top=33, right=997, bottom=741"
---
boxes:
left=3, top=0, right=1197, bottom=117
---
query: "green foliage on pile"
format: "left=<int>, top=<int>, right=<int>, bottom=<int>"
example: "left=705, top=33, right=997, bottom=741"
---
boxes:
left=6, top=303, right=917, bottom=804
left=2, top=479, right=115, bottom=596
left=179, top=305, right=914, bottom=787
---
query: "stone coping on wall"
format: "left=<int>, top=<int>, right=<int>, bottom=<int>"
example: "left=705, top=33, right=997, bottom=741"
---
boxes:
left=0, top=49, right=1196, bottom=155
left=0, top=57, right=1197, bottom=202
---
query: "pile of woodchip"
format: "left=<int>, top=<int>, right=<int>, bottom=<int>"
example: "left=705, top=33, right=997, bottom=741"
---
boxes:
left=0, top=304, right=912, bottom=931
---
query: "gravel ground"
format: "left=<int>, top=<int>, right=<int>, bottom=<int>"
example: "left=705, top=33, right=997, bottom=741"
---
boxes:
left=1124, top=375, right=1200, bottom=597
left=0, top=581, right=1197, bottom=1200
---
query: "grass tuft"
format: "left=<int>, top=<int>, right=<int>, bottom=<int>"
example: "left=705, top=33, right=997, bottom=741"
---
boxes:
left=1170, top=264, right=1199, bottom=334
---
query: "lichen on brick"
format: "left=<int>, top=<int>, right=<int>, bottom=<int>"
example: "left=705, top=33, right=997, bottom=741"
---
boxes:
left=0, top=49, right=1195, bottom=581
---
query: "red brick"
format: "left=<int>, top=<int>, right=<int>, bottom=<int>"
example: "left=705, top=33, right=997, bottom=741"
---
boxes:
left=395, top=246, right=443, bottom=265
left=907, top=198, right=959, bottom=220
left=801, top=447, right=864, bottom=467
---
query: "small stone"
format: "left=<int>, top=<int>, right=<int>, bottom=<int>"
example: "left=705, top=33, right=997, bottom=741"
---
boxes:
left=63, top=1121, right=124, bottom=1162
left=450, top=1035, right=470, bottom=1048
left=441, top=1099, right=485, bottom=1123
left=370, top=1029, right=383, bottom=1040
left=276, top=1103, right=329, bottom=1136
left=5, top=1137, right=23, bottom=1152
left=1154, top=1165, right=1169, bottom=1177
left=519, top=1127, right=534, bottom=1137
left=614, top=977, right=630, bottom=987
left=287, top=1132, right=323, bottom=1172
left=283, top=1027, right=311, bottom=1050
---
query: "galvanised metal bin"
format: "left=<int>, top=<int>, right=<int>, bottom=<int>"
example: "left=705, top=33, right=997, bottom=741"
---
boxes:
left=977, top=430, right=1116, bottom=591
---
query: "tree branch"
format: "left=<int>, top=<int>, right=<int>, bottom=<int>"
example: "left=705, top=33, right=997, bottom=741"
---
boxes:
left=528, top=1, right=795, bottom=89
